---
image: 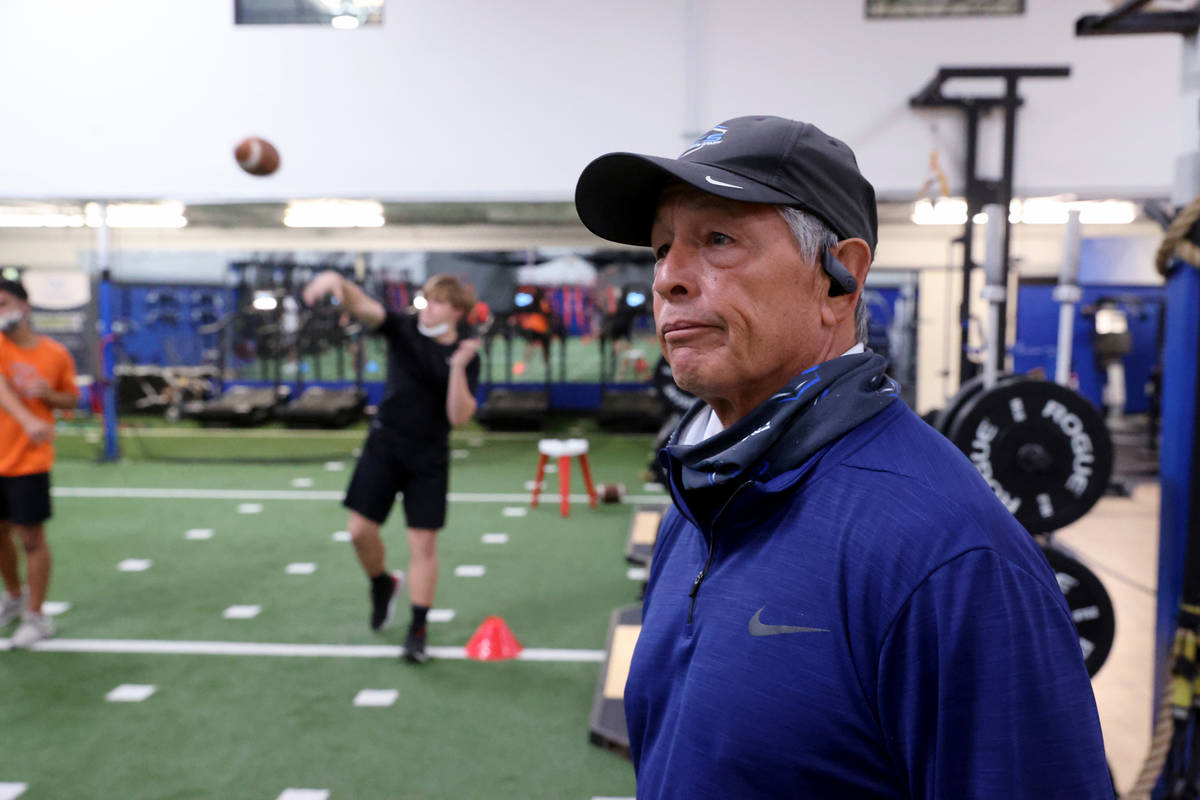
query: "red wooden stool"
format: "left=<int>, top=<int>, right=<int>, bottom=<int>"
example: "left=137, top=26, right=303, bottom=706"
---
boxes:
left=530, top=438, right=598, bottom=517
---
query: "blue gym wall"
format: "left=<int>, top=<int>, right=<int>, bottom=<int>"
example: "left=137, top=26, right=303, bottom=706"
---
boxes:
left=1013, top=237, right=1164, bottom=413
left=114, top=283, right=232, bottom=367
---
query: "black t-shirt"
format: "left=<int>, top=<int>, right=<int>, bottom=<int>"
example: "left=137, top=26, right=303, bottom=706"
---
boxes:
left=372, top=312, right=481, bottom=444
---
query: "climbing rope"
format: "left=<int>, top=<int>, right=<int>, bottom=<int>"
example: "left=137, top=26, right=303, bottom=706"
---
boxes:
left=1155, top=194, right=1200, bottom=273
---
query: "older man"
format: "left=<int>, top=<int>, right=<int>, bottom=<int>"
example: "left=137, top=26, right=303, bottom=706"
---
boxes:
left=575, top=116, right=1110, bottom=798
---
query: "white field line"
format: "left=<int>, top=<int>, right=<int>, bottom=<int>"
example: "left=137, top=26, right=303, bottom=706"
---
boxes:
left=52, top=487, right=669, bottom=505
left=58, top=426, right=559, bottom=442
left=0, top=637, right=604, bottom=662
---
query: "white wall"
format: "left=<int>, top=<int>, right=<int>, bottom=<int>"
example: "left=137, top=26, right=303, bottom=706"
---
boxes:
left=0, top=0, right=1182, bottom=202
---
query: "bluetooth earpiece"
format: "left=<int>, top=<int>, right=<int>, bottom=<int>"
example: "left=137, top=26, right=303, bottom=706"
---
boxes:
left=822, top=248, right=858, bottom=297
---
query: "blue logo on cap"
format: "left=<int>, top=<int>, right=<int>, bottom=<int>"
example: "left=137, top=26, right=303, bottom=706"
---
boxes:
left=680, top=125, right=727, bottom=158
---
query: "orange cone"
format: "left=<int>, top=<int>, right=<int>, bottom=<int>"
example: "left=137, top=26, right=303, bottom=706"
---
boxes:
left=465, top=616, right=523, bottom=661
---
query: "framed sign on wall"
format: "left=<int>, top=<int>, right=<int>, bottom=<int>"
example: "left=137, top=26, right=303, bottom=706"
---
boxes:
left=866, top=0, right=1025, bottom=18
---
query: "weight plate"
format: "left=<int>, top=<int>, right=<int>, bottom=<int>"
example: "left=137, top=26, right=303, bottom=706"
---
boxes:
left=652, top=356, right=696, bottom=416
left=934, top=375, right=988, bottom=435
left=945, top=379, right=1113, bottom=534
left=1040, top=544, right=1115, bottom=678
left=935, top=372, right=1029, bottom=436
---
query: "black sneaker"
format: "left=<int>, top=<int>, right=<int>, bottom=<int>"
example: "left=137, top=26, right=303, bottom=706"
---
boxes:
left=402, top=630, right=429, bottom=664
left=369, top=570, right=405, bottom=632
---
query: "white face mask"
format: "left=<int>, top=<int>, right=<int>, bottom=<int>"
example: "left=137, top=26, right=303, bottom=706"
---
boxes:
left=0, top=310, right=23, bottom=333
left=417, top=321, right=452, bottom=339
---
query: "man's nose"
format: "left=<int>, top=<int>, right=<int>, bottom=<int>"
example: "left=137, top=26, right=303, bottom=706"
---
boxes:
left=652, top=245, right=696, bottom=301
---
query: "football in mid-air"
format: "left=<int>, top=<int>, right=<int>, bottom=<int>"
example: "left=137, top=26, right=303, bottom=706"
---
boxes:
left=234, top=136, right=281, bottom=176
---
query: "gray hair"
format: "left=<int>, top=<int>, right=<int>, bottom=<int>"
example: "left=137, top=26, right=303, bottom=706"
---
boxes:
left=778, top=206, right=868, bottom=345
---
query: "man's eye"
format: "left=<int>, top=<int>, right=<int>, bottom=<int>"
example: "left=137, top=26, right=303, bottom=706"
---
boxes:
left=654, top=244, right=670, bottom=261
left=708, top=232, right=732, bottom=246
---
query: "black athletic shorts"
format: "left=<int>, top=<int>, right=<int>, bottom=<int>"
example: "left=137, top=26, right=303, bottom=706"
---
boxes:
left=343, top=426, right=449, bottom=530
left=0, top=472, right=52, bottom=526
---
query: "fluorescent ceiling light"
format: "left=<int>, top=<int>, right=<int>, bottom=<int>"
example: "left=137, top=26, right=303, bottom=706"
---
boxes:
left=1010, top=197, right=1138, bottom=225
left=331, top=14, right=360, bottom=28
left=84, top=202, right=187, bottom=229
left=412, top=295, right=428, bottom=310
left=252, top=292, right=279, bottom=311
left=0, top=203, right=85, bottom=228
left=913, top=197, right=1137, bottom=226
left=283, top=199, right=385, bottom=228
left=911, top=198, right=967, bottom=225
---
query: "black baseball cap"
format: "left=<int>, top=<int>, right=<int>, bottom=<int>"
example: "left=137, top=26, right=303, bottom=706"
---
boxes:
left=0, top=278, right=27, bottom=302
left=574, top=115, right=878, bottom=255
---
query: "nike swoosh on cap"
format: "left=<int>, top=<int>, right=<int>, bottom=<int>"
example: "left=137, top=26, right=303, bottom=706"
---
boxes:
left=705, top=175, right=744, bottom=189
left=748, top=607, right=830, bottom=637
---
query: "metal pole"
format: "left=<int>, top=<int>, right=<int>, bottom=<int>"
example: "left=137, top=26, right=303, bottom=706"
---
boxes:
left=981, top=204, right=1006, bottom=390
left=995, top=77, right=1020, bottom=376
left=96, top=207, right=119, bottom=461
left=1054, top=211, right=1083, bottom=386
left=959, top=104, right=981, bottom=384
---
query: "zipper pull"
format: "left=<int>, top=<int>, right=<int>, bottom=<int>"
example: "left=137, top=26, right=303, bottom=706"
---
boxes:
left=689, top=571, right=705, bottom=598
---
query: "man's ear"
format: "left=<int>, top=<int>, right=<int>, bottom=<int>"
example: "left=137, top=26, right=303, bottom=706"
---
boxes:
left=821, top=238, right=871, bottom=325
left=829, top=239, right=870, bottom=295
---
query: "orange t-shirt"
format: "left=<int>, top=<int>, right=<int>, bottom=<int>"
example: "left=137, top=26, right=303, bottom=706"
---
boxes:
left=0, top=335, right=77, bottom=477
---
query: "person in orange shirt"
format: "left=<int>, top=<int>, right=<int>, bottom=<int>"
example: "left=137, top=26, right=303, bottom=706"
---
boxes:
left=0, top=278, right=78, bottom=648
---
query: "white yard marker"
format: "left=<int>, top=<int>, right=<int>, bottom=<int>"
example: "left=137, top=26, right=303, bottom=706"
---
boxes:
left=277, top=791, right=330, bottom=800
left=237, top=503, right=263, bottom=514
left=117, top=559, right=152, bottom=572
left=291, top=478, right=313, bottom=489
left=523, top=480, right=540, bottom=491
left=223, top=605, right=262, bottom=620
left=481, top=533, right=509, bottom=545
left=544, top=464, right=557, bottom=474
left=643, top=483, right=664, bottom=493
left=324, top=462, right=345, bottom=472
left=502, top=507, right=527, bottom=518
left=185, top=528, right=214, bottom=540
left=627, top=567, right=648, bottom=582
left=106, top=684, right=156, bottom=703
left=331, top=530, right=351, bottom=543
left=0, top=783, right=27, bottom=800
left=42, top=601, right=70, bottom=616
left=285, top=563, right=317, bottom=575
left=454, top=565, right=486, bottom=578
left=427, top=608, right=456, bottom=623
left=467, top=436, right=485, bottom=447
left=451, top=449, right=469, bottom=459
left=352, top=689, right=398, bottom=707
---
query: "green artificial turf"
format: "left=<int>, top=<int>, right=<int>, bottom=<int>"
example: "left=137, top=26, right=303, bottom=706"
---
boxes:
left=0, top=653, right=633, bottom=799
left=0, top=428, right=661, bottom=798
